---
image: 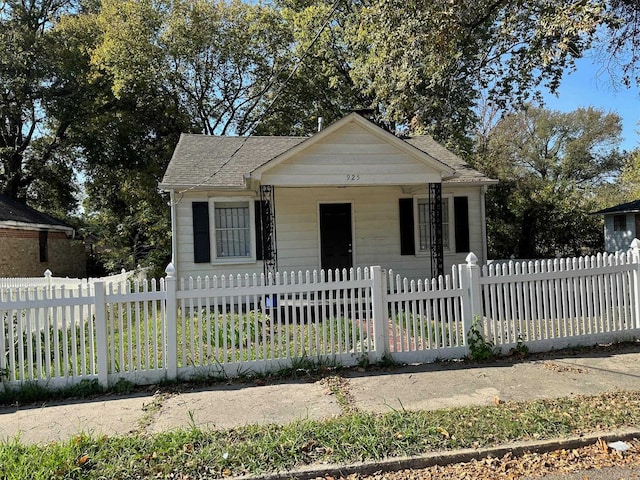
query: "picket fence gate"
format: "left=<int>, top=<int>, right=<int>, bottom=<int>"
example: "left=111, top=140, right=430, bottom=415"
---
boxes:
left=2, top=241, right=640, bottom=391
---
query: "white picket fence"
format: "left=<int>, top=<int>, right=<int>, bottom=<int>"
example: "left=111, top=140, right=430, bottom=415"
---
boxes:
left=1, top=241, right=640, bottom=391
left=479, top=249, right=640, bottom=351
left=0, top=268, right=132, bottom=290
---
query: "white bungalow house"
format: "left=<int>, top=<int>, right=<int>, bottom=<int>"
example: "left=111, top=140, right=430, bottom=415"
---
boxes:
left=593, top=200, right=640, bottom=252
left=160, top=113, right=497, bottom=280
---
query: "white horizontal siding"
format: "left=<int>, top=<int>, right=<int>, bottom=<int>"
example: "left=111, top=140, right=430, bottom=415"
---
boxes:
left=173, top=186, right=487, bottom=280
left=173, top=193, right=263, bottom=279
left=262, top=123, right=442, bottom=186
left=275, top=186, right=485, bottom=279
left=604, top=214, right=637, bottom=252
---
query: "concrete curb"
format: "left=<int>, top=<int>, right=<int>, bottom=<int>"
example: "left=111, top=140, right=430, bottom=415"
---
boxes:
left=239, top=428, right=640, bottom=480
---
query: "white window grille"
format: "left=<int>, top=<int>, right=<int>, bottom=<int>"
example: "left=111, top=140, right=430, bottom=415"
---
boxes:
left=417, top=197, right=450, bottom=253
left=214, top=201, right=251, bottom=258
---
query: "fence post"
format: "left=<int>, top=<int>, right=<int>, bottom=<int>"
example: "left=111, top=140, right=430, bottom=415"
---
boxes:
left=370, top=266, right=389, bottom=363
left=94, top=281, right=109, bottom=388
left=462, top=253, right=482, bottom=345
left=165, top=263, right=178, bottom=381
left=44, top=269, right=52, bottom=295
left=632, top=239, right=640, bottom=329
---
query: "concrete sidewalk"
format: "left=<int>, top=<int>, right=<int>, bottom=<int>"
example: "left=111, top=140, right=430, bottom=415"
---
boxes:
left=1, top=344, right=640, bottom=445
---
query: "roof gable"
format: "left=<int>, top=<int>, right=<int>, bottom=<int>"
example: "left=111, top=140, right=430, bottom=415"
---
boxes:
left=160, top=113, right=496, bottom=191
left=249, top=113, right=455, bottom=185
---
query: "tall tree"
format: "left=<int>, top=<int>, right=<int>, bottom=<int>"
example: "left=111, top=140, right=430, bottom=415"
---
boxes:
left=0, top=0, right=84, bottom=212
left=250, top=1, right=369, bottom=135
left=599, top=0, right=640, bottom=88
left=476, top=106, right=624, bottom=258
left=276, top=0, right=602, bottom=148
left=89, top=0, right=301, bottom=136
left=54, top=3, right=193, bottom=272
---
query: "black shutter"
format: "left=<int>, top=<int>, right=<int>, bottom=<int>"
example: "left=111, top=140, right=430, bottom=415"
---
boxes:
left=192, top=202, right=210, bottom=263
left=454, top=196, right=470, bottom=253
left=399, top=198, right=415, bottom=255
left=255, top=200, right=272, bottom=261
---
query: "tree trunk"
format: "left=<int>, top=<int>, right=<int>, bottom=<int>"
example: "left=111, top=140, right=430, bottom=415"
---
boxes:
left=1, top=151, right=28, bottom=201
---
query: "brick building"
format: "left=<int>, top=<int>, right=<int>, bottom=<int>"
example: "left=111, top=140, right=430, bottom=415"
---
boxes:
left=0, top=195, right=86, bottom=277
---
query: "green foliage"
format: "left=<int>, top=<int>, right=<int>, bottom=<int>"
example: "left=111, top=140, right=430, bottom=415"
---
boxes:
left=111, top=378, right=135, bottom=395
left=206, top=310, right=268, bottom=349
left=342, top=0, right=607, bottom=149
left=597, top=149, right=640, bottom=210
left=394, top=312, right=454, bottom=347
left=3, top=318, right=95, bottom=382
left=509, top=335, right=530, bottom=357
left=0, top=379, right=103, bottom=406
left=467, top=316, right=497, bottom=361
left=180, top=309, right=364, bottom=365
left=475, top=106, right=623, bottom=258
left=0, top=0, right=84, bottom=214
left=376, top=353, right=400, bottom=368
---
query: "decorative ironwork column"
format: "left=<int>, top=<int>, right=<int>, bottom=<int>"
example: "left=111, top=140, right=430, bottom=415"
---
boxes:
left=259, top=184, right=278, bottom=277
left=429, top=183, right=444, bottom=278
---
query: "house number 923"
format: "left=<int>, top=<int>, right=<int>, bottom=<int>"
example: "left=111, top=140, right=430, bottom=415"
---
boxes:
left=346, top=174, right=360, bottom=181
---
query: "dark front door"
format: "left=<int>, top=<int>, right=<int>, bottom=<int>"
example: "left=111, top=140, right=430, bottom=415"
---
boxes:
left=320, top=203, right=353, bottom=272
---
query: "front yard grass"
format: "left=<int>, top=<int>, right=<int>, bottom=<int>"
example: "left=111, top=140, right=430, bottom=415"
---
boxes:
left=1, top=389, right=640, bottom=479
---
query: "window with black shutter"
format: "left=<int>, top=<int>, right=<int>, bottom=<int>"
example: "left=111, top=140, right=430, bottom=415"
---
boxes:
left=399, top=198, right=415, bottom=255
left=192, top=202, right=210, bottom=263
left=255, top=200, right=272, bottom=261
left=454, top=196, right=469, bottom=253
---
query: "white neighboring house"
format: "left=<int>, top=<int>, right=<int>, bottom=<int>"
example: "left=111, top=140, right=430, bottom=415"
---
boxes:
left=160, top=113, right=497, bottom=280
left=593, top=200, right=640, bottom=252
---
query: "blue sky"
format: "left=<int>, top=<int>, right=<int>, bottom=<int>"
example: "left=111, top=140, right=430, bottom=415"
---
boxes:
left=542, top=56, right=640, bottom=151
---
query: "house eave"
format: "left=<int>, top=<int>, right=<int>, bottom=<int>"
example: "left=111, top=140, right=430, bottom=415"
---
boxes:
left=0, top=221, right=75, bottom=237
left=442, top=179, right=499, bottom=187
left=592, top=209, right=640, bottom=216
left=160, top=184, right=251, bottom=193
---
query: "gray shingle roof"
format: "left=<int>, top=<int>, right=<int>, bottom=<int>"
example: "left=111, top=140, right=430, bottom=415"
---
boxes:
left=161, top=131, right=495, bottom=190
left=404, top=137, right=496, bottom=184
left=592, top=199, right=640, bottom=215
left=0, top=195, right=72, bottom=229
left=162, top=135, right=305, bottom=189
